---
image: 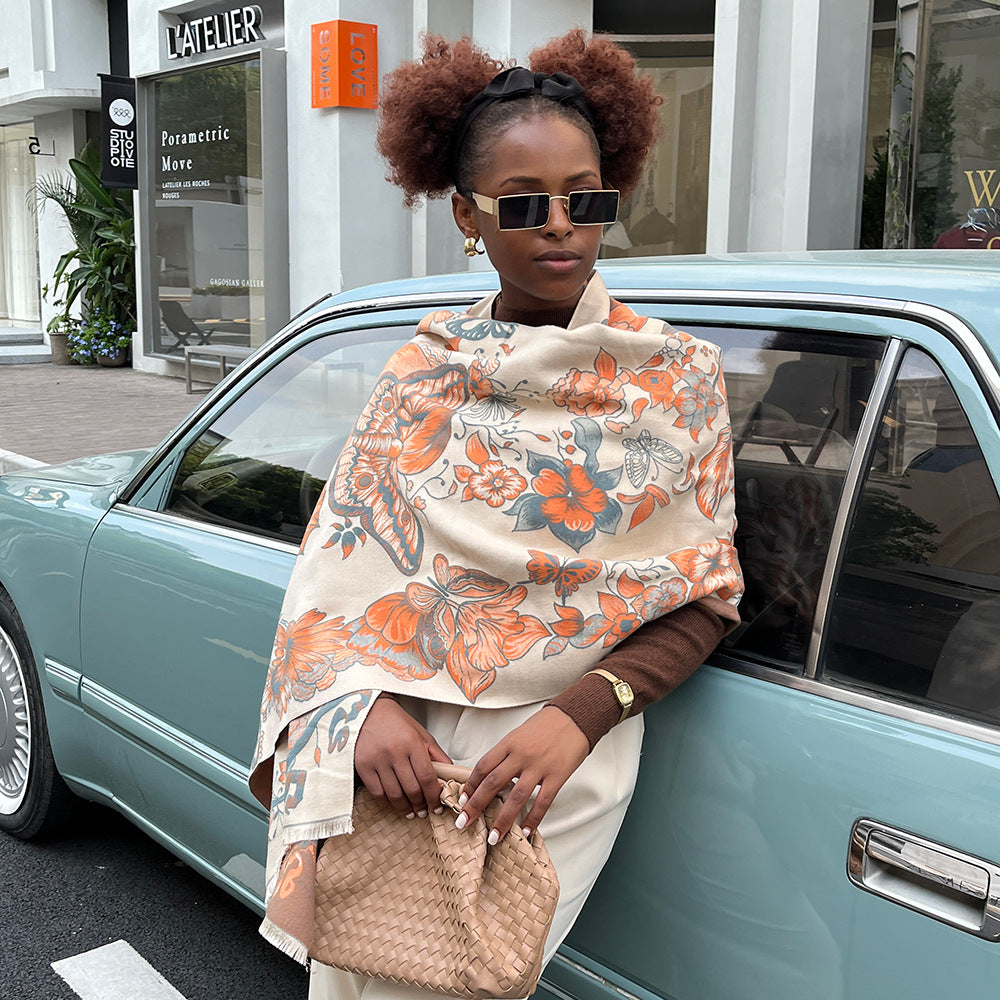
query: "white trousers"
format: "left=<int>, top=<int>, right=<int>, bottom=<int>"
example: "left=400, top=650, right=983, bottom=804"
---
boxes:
left=308, top=697, right=644, bottom=1000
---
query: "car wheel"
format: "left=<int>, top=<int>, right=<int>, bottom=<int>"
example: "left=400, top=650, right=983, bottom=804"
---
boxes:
left=0, top=589, right=72, bottom=839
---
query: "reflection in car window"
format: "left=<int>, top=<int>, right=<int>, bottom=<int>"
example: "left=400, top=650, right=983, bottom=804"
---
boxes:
left=691, top=326, right=883, bottom=670
left=825, top=349, right=1000, bottom=723
left=164, top=327, right=410, bottom=544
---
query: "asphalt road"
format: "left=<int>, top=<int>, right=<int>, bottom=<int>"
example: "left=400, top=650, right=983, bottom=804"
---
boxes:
left=1, top=799, right=305, bottom=1000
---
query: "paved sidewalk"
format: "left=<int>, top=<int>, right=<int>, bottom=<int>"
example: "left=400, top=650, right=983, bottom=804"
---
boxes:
left=0, top=364, right=199, bottom=471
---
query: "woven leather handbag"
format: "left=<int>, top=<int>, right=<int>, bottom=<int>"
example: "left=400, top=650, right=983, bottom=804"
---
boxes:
left=311, top=762, right=560, bottom=999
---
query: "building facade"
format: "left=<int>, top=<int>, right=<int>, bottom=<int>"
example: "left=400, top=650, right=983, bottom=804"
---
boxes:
left=1, top=1, right=998, bottom=376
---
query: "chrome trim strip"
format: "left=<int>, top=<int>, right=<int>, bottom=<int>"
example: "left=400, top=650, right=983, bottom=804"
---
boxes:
left=546, top=952, right=659, bottom=1000
left=110, top=503, right=299, bottom=555
left=80, top=675, right=252, bottom=789
left=901, top=301, right=1000, bottom=415
left=712, top=656, right=1000, bottom=750
left=43, top=658, right=82, bottom=702
left=804, top=338, right=906, bottom=679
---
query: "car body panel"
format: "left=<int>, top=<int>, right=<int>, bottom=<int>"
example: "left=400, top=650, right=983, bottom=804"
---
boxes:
left=567, top=667, right=1000, bottom=999
left=3, top=253, right=1000, bottom=998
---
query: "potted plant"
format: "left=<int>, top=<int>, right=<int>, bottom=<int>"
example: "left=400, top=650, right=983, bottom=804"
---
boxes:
left=33, top=142, right=136, bottom=363
left=66, top=313, right=134, bottom=367
left=40, top=284, right=73, bottom=366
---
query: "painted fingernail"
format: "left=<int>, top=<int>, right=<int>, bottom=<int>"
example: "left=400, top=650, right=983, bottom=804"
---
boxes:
left=433, top=807, right=444, bottom=815
left=405, top=812, right=415, bottom=820
left=417, top=810, right=428, bottom=818
left=455, top=812, right=468, bottom=830
left=488, top=829, right=500, bottom=846
left=458, top=793, right=468, bottom=808
left=522, top=827, right=532, bottom=838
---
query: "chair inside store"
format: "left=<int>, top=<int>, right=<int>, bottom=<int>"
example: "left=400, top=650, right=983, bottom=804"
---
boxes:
left=160, top=300, right=212, bottom=350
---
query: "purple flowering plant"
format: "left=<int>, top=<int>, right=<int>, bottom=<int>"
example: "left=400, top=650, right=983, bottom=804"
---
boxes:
left=66, top=314, right=133, bottom=364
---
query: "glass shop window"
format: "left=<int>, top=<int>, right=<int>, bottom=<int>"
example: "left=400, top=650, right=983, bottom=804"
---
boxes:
left=685, top=324, right=884, bottom=671
left=163, top=326, right=409, bottom=545
left=825, top=349, right=1000, bottom=724
left=152, top=57, right=265, bottom=356
left=596, top=0, right=715, bottom=257
left=882, top=0, right=1000, bottom=248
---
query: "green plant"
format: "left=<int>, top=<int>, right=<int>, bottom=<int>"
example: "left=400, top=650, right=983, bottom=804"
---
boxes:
left=39, top=283, right=71, bottom=336
left=33, top=142, right=136, bottom=329
left=65, top=314, right=133, bottom=365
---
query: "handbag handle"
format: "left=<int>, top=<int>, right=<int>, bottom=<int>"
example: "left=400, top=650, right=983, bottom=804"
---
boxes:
left=432, top=762, right=473, bottom=784
left=432, top=761, right=517, bottom=811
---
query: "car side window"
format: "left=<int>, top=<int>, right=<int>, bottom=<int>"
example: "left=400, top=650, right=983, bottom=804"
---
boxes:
left=824, top=348, right=1000, bottom=723
left=693, top=326, right=884, bottom=670
left=163, top=326, right=410, bottom=544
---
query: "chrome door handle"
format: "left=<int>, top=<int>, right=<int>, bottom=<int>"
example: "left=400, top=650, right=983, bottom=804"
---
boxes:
left=848, top=818, right=1000, bottom=940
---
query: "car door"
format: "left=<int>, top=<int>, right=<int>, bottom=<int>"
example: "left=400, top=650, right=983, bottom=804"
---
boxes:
left=539, top=297, right=1000, bottom=1000
left=75, top=312, right=422, bottom=904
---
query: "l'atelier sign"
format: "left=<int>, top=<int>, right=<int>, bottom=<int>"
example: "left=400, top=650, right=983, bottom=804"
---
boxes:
left=166, top=5, right=265, bottom=59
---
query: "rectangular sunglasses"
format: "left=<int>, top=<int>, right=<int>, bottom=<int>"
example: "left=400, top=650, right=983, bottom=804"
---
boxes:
left=471, top=189, right=620, bottom=230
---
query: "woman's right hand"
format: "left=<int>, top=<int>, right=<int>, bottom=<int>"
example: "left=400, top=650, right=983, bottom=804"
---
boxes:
left=354, top=695, right=453, bottom=818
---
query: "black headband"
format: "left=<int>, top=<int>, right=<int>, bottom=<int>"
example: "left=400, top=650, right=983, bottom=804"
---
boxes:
left=449, top=67, right=596, bottom=187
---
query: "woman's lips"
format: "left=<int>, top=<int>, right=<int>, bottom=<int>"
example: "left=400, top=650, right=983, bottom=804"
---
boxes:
left=535, top=251, right=582, bottom=273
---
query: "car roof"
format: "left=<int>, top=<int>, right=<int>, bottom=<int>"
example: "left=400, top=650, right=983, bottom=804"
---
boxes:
left=296, top=250, right=1000, bottom=365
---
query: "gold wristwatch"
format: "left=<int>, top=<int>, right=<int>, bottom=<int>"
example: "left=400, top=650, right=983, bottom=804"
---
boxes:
left=585, top=668, right=635, bottom=723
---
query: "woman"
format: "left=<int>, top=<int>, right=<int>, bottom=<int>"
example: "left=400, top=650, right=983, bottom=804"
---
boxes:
left=250, top=29, right=742, bottom=1000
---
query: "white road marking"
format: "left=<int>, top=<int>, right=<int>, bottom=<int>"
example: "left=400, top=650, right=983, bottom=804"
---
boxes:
left=51, top=940, right=188, bottom=1000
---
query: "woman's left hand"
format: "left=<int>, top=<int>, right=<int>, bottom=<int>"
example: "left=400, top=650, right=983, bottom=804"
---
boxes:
left=456, top=705, right=588, bottom=844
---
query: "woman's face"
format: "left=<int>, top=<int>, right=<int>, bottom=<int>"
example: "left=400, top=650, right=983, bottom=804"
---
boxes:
left=452, top=114, right=605, bottom=314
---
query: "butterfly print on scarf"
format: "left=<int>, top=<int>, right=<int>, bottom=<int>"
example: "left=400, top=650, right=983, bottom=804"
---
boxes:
left=329, top=363, right=469, bottom=574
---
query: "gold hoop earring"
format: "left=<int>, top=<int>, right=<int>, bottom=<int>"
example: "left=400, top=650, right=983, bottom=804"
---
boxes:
left=464, top=236, right=484, bottom=257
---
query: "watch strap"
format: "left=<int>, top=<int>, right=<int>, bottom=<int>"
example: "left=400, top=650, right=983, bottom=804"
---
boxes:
left=584, top=668, right=635, bottom=723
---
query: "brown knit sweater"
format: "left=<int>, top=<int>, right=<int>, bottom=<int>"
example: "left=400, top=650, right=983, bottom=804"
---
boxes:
left=493, top=292, right=737, bottom=750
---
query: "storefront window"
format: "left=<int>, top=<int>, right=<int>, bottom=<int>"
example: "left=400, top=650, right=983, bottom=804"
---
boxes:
left=0, top=123, right=41, bottom=325
left=151, top=56, right=264, bottom=356
left=600, top=41, right=714, bottom=258
left=885, top=0, right=1000, bottom=248
left=860, top=7, right=897, bottom=248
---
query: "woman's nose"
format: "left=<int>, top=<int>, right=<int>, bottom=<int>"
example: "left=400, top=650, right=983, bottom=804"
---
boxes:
left=545, top=196, right=573, bottom=235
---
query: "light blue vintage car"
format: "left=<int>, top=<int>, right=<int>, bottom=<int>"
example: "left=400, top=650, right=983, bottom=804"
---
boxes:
left=2, top=252, right=1000, bottom=998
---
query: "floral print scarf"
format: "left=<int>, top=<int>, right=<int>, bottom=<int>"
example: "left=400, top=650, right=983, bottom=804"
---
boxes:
left=249, top=272, right=742, bottom=962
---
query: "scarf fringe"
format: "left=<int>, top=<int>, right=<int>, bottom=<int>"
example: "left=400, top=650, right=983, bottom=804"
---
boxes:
left=281, top=814, right=354, bottom=845
left=259, top=916, right=310, bottom=966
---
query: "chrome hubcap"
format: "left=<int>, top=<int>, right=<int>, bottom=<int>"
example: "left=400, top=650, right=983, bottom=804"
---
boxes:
left=0, top=625, right=30, bottom=814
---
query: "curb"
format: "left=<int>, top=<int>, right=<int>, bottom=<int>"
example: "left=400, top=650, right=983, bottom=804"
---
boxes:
left=0, top=448, right=47, bottom=475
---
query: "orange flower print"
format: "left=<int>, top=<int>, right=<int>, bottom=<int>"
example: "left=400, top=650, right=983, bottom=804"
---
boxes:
left=634, top=578, right=687, bottom=618
left=673, top=370, right=722, bottom=442
left=466, top=460, right=528, bottom=506
left=548, top=348, right=631, bottom=418
left=507, top=417, right=623, bottom=551
left=596, top=589, right=644, bottom=646
left=608, top=299, right=646, bottom=331
left=348, top=555, right=548, bottom=702
left=454, top=432, right=527, bottom=508
left=266, top=609, right=351, bottom=713
left=535, top=464, right=608, bottom=533
left=670, top=538, right=742, bottom=599
left=637, top=368, right=678, bottom=410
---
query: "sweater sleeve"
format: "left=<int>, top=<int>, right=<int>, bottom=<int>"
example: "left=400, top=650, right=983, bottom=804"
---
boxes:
left=547, top=600, right=737, bottom=752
